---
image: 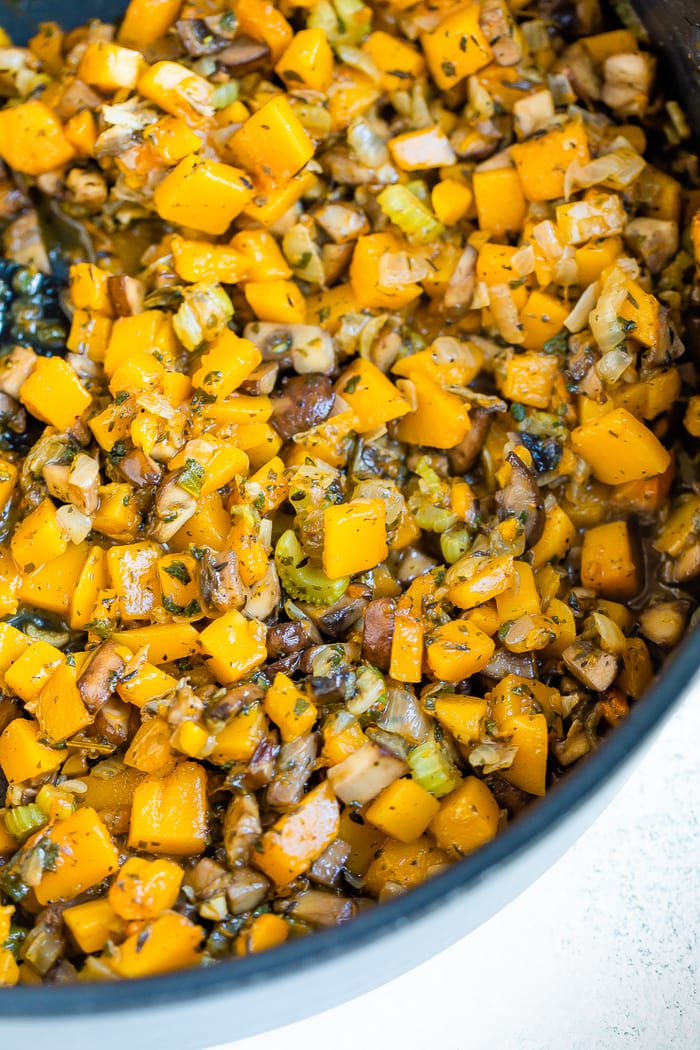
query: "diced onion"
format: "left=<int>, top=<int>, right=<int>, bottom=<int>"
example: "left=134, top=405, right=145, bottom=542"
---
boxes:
left=56, top=504, right=92, bottom=544
left=589, top=269, right=628, bottom=352
left=378, top=250, right=432, bottom=287
left=488, top=283, right=525, bottom=344
left=347, top=119, right=389, bottom=168
left=468, top=742, right=518, bottom=775
left=596, top=346, right=635, bottom=383
left=590, top=612, right=627, bottom=654
left=565, top=280, right=600, bottom=332
left=511, top=244, right=536, bottom=277
left=532, top=220, right=564, bottom=259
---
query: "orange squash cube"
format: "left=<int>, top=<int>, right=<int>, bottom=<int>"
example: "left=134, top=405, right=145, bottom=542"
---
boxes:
left=323, top=499, right=388, bottom=579
left=19, top=357, right=91, bottom=432
left=0, top=100, right=74, bottom=175
left=128, top=762, right=208, bottom=855
left=254, top=780, right=340, bottom=887
left=421, top=6, right=492, bottom=90
left=108, top=912, right=204, bottom=978
left=35, top=663, right=92, bottom=744
left=0, top=719, right=64, bottom=785
left=154, top=155, right=254, bottom=236
left=109, top=857, right=183, bottom=920
left=227, top=95, right=314, bottom=189
left=199, top=610, right=267, bottom=685
left=34, top=807, right=119, bottom=905
left=264, top=672, right=317, bottom=742
left=429, top=776, right=500, bottom=856
left=426, top=620, right=495, bottom=682
left=366, top=778, right=440, bottom=843
left=77, top=41, right=144, bottom=92
left=335, top=358, right=410, bottom=433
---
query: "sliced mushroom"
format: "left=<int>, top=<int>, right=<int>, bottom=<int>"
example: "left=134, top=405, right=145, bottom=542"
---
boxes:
left=309, top=838, right=351, bottom=888
left=108, top=275, right=145, bottom=316
left=496, top=451, right=545, bottom=546
left=176, top=18, right=231, bottom=56
left=149, top=470, right=197, bottom=543
left=266, top=733, right=318, bottom=810
left=3, top=210, right=49, bottom=272
left=244, top=729, right=280, bottom=790
left=226, top=868, right=270, bottom=914
left=638, top=601, right=690, bottom=648
left=244, top=323, right=335, bottom=375
left=479, top=0, right=523, bottom=66
left=266, top=619, right=322, bottom=659
left=270, top=374, right=335, bottom=440
left=217, top=36, right=270, bottom=74
left=361, top=597, right=396, bottom=672
left=206, top=684, right=264, bottom=727
left=447, top=407, right=492, bottom=474
left=118, top=448, right=161, bottom=488
left=297, top=583, right=372, bottom=639
left=92, top=696, right=132, bottom=746
left=286, top=890, right=356, bottom=927
left=239, top=361, right=279, bottom=396
left=0, top=345, right=37, bottom=399
left=482, top=649, right=537, bottom=679
left=65, top=168, right=108, bottom=213
left=222, top=792, right=261, bottom=868
left=624, top=218, right=679, bottom=275
left=0, top=392, right=26, bottom=434
left=552, top=41, right=601, bottom=102
left=198, top=547, right=246, bottom=615
left=327, top=741, right=407, bottom=806
left=243, top=561, right=281, bottom=621
left=77, top=640, right=127, bottom=715
left=562, top=640, right=619, bottom=693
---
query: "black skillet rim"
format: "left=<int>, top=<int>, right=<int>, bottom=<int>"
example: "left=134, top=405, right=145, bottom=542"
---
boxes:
left=0, top=620, right=696, bottom=1019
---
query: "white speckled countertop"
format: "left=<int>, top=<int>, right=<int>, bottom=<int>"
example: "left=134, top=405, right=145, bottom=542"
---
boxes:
left=213, top=687, right=699, bottom=1050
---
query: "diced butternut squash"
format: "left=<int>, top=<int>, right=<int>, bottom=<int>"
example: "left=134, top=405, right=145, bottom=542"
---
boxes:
left=264, top=673, right=317, bottom=742
left=154, top=155, right=254, bottom=236
left=235, top=913, right=288, bottom=956
left=209, top=704, right=268, bottom=764
left=128, top=762, right=208, bottom=855
left=19, top=356, right=91, bottom=432
left=35, top=663, right=92, bottom=744
left=429, top=776, right=500, bottom=857
left=530, top=504, right=577, bottom=568
left=426, top=620, right=495, bottom=682
left=254, top=780, right=340, bottom=887
left=366, top=778, right=440, bottom=843
left=108, top=857, right=183, bottom=920
left=0, top=100, right=74, bottom=175
left=473, top=167, right=526, bottom=240
left=107, top=912, right=204, bottom=978
left=499, top=713, right=548, bottom=795
left=433, top=695, right=488, bottom=746
left=106, top=543, right=161, bottom=623
left=519, top=292, right=570, bottom=351
left=275, top=28, right=334, bottom=92
left=63, top=898, right=124, bottom=955
left=323, top=499, right=388, bottom=579
left=19, top=541, right=89, bottom=617
left=171, top=236, right=250, bottom=284
left=227, top=95, right=314, bottom=189
left=335, top=358, right=410, bottom=433
left=394, top=376, right=471, bottom=449
left=33, top=807, right=119, bottom=904
left=124, top=717, right=176, bottom=775
left=5, top=640, right=64, bottom=703
left=364, top=835, right=449, bottom=896
left=0, top=719, right=64, bottom=784
left=118, top=0, right=182, bottom=47
left=511, top=123, right=590, bottom=202
left=244, top=279, right=306, bottom=324
left=571, top=407, right=671, bottom=484
left=581, top=520, right=641, bottom=600
left=350, top=233, right=422, bottom=310
left=421, top=6, right=492, bottom=90
left=191, top=329, right=261, bottom=400
left=113, top=624, right=201, bottom=665
left=498, top=350, right=559, bottom=408
left=77, top=42, right=144, bottom=92
left=199, top=610, right=267, bottom=684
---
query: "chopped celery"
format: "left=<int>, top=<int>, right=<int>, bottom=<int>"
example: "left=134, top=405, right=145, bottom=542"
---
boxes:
left=275, top=529, right=349, bottom=605
left=173, top=282, right=234, bottom=351
left=4, top=804, right=47, bottom=843
left=211, top=81, right=239, bottom=109
left=408, top=736, right=462, bottom=798
left=376, top=185, right=445, bottom=245
left=440, top=525, right=471, bottom=564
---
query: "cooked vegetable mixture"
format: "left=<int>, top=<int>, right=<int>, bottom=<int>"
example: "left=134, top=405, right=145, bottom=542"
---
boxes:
left=0, top=0, right=698, bottom=986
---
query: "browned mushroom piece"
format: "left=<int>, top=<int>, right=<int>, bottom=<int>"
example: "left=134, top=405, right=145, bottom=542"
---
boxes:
left=361, top=597, right=396, bottom=672
left=206, top=683, right=264, bottom=727
left=0, top=391, right=26, bottom=434
left=296, top=583, right=372, bottom=639
left=92, top=696, right=133, bottom=746
left=496, top=451, right=545, bottom=546
left=239, top=361, right=279, bottom=396
left=266, top=732, right=318, bottom=810
left=638, top=600, right=690, bottom=647
left=176, top=18, right=232, bottom=56
left=222, top=792, right=262, bottom=868
left=447, top=407, right=492, bottom=474
left=244, top=730, right=280, bottom=790
left=0, top=345, right=37, bottom=399
left=108, top=275, right=145, bottom=316
left=270, top=374, right=335, bottom=440
left=197, top=547, right=246, bottom=615
left=266, top=619, right=323, bottom=659
left=216, top=36, right=271, bottom=74
left=308, top=838, right=351, bottom=887
left=226, top=868, right=270, bottom=914
left=118, top=448, right=162, bottom=488
left=479, top=0, right=523, bottom=66
left=286, top=890, right=357, bottom=926
left=624, top=218, right=679, bottom=274
left=562, top=640, right=619, bottom=693
left=77, top=639, right=127, bottom=715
